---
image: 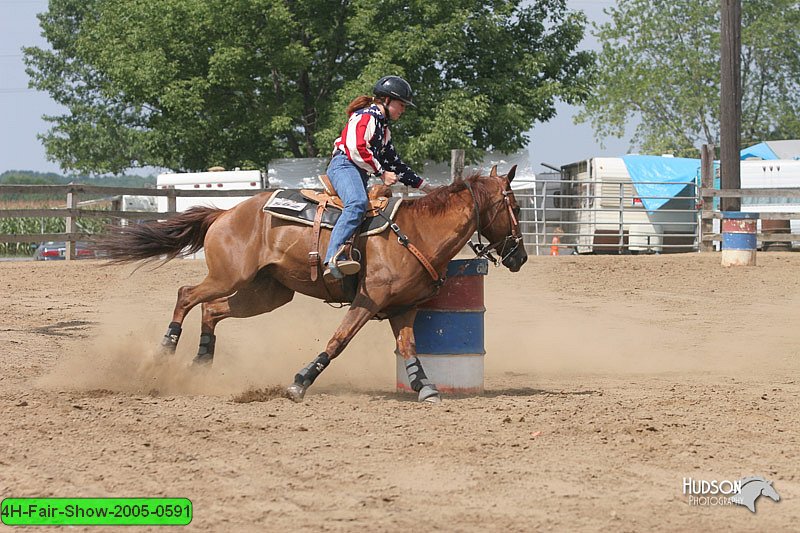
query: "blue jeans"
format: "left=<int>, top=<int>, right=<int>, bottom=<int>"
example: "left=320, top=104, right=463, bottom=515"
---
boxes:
left=324, top=154, right=370, bottom=264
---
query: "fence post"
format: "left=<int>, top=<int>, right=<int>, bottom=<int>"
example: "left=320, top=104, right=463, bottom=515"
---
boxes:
left=111, top=196, right=123, bottom=227
left=700, top=143, right=715, bottom=251
left=65, top=184, right=76, bottom=260
left=450, top=149, right=465, bottom=182
left=618, top=182, right=625, bottom=253
left=167, top=189, right=177, bottom=214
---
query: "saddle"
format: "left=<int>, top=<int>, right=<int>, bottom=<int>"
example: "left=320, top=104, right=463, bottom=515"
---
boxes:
left=299, top=175, right=391, bottom=216
left=263, top=176, right=402, bottom=283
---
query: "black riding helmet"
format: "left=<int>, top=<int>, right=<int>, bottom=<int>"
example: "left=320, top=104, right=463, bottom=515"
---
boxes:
left=373, top=75, right=416, bottom=108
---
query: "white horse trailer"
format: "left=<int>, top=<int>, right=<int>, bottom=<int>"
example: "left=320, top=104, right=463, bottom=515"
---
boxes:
left=156, top=169, right=265, bottom=213
left=156, top=169, right=266, bottom=258
left=560, top=158, right=697, bottom=253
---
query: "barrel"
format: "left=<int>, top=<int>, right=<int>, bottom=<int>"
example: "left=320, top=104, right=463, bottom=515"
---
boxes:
left=396, top=258, right=489, bottom=394
left=721, top=211, right=758, bottom=266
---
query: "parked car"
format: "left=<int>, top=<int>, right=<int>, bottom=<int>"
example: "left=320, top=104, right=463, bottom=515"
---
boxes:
left=33, top=241, right=96, bottom=260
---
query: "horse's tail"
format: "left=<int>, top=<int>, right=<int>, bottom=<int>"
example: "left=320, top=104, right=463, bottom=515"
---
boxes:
left=97, top=206, right=226, bottom=264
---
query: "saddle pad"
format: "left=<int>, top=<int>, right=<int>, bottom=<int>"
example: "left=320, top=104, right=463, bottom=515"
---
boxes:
left=262, top=189, right=403, bottom=236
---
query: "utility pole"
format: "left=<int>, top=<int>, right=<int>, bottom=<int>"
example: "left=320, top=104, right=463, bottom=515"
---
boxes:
left=720, top=0, right=741, bottom=211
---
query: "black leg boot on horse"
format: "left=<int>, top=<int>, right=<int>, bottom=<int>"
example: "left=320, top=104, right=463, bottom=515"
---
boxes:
left=390, top=308, right=440, bottom=403
left=286, top=353, right=331, bottom=401
left=161, top=321, right=183, bottom=355
left=286, top=299, right=379, bottom=402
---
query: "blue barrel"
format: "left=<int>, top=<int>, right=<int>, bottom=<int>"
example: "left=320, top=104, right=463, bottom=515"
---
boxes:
left=721, top=211, right=758, bottom=266
left=396, top=258, right=489, bottom=394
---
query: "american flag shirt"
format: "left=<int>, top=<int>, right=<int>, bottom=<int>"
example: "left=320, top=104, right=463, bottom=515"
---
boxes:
left=332, top=104, right=424, bottom=188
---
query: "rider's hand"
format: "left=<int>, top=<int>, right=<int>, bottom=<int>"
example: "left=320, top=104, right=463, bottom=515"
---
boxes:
left=381, top=171, right=398, bottom=186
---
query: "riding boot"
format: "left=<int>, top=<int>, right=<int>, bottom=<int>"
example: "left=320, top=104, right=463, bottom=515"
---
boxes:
left=323, top=243, right=360, bottom=281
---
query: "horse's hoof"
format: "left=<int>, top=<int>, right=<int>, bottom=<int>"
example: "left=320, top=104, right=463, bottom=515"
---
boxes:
left=286, top=383, right=306, bottom=403
left=158, top=340, right=177, bottom=357
left=192, top=353, right=213, bottom=367
left=418, top=384, right=440, bottom=403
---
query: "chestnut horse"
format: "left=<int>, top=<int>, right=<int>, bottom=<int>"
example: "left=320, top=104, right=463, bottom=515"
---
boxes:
left=99, top=166, right=527, bottom=402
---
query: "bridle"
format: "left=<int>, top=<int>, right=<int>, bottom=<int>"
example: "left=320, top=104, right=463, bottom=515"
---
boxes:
left=465, top=178, right=523, bottom=266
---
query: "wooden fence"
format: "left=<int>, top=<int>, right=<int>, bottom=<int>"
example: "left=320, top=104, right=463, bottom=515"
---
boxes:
left=700, top=186, right=800, bottom=247
left=4, top=183, right=800, bottom=259
left=0, top=184, right=263, bottom=259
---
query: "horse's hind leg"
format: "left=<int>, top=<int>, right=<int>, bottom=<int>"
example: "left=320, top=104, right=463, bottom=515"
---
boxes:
left=390, top=308, right=440, bottom=403
left=160, top=276, right=238, bottom=354
left=194, top=277, right=295, bottom=366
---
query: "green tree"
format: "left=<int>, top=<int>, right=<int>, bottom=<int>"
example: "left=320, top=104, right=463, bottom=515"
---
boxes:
left=577, top=0, right=800, bottom=157
left=25, top=0, right=594, bottom=174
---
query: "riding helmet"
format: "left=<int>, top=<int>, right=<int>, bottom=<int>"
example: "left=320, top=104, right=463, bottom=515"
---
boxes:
left=373, top=76, right=416, bottom=108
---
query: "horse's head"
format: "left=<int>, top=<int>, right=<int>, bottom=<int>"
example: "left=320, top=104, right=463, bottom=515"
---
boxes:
left=761, top=481, right=781, bottom=502
left=469, top=165, right=528, bottom=272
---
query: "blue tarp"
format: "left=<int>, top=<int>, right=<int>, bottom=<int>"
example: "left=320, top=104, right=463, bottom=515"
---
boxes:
left=740, top=142, right=778, bottom=160
left=621, top=155, right=700, bottom=211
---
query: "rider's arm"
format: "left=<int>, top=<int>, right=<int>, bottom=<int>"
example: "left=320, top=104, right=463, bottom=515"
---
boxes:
left=379, top=141, right=424, bottom=188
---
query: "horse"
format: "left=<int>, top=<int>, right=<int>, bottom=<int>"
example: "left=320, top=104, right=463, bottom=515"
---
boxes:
left=730, top=476, right=780, bottom=513
left=98, top=165, right=527, bottom=403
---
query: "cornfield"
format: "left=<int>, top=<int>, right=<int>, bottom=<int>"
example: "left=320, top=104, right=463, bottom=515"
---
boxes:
left=0, top=200, right=111, bottom=257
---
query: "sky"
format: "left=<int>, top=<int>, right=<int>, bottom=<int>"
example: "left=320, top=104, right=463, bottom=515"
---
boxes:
left=0, top=0, right=631, bottom=177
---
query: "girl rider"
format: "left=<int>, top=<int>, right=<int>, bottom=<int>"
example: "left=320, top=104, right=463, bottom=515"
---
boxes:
left=323, top=75, right=432, bottom=282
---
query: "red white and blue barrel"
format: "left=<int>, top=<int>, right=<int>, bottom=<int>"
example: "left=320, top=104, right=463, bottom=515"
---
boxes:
left=396, top=258, right=489, bottom=394
left=721, top=211, right=758, bottom=266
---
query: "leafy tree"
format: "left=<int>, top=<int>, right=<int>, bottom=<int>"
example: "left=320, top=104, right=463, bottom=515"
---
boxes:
left=0, top=170, right=154, bottom=187
left=25, top=0, right=594, bottom=174
left=577, top=0, right=800, bottom=157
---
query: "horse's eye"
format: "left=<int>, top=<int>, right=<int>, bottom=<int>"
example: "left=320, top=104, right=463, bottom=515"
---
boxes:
left=513, top=206, right=521, bottom=217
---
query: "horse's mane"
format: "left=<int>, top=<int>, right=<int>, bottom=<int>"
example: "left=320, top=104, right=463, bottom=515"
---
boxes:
left=406, top=172, right=493, bottom=217
left=740, top=477, right=768, bottom=487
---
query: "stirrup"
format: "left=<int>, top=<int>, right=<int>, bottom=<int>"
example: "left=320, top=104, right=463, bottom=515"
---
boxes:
left=323, top=264, right=344, bottom=282
left=330, top=243, right=360, bottom=276
left=333, top=260, right=360, bottom=276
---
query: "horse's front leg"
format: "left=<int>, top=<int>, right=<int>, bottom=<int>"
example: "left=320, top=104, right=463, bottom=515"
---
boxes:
left=389, top=308, right=440, bottom=403
left=286, top=297, right=378, bottom=402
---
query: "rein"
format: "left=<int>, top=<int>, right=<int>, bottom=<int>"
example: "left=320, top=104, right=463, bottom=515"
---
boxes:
left=465, top=179, right=523, bottom=266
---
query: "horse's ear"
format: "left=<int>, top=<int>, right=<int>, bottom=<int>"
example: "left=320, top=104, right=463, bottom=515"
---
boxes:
left=507, top=165, right=517, bottom=183
left=489, top=165, right=498, bottom=177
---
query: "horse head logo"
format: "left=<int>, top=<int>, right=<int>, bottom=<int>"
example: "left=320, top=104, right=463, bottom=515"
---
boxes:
left=730, top=476, right=781, bottom=513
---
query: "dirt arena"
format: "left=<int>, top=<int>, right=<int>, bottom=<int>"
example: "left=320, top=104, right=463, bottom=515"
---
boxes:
left=1, top=253, right=798, bottom=531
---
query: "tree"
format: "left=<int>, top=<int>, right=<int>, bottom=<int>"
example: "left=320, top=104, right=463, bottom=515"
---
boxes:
left=577, top=0, right=800, bottom=157
left=24, top=0, right=595, bottom=174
